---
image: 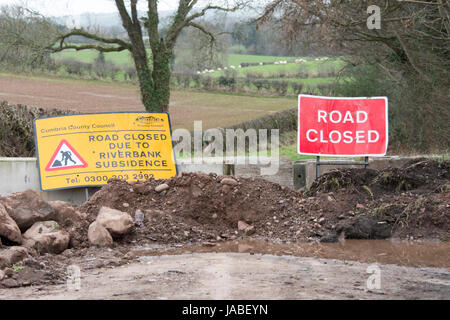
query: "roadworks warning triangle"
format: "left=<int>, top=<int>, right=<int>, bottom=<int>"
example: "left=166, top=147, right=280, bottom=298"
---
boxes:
left=45, top=139, right=88, bottom=172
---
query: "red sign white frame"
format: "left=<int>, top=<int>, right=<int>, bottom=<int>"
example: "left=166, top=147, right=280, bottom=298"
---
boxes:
left=298, top=94, right=389, bottom=157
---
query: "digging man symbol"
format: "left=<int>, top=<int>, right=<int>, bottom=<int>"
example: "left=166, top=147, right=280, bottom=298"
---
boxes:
left=60, top=150, right=76, bottom=166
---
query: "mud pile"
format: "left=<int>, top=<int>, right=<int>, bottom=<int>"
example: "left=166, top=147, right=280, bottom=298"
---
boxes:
left=81, top=158, right=450, bottom=245
left=0, top=158, right=448, bottom=289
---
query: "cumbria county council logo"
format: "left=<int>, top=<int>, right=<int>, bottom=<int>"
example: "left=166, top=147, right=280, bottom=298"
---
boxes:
left=135, top=116, right=165, bottom=126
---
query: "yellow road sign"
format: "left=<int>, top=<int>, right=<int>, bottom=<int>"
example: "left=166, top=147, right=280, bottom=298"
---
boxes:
left=34, top=112, right=177, bottom=191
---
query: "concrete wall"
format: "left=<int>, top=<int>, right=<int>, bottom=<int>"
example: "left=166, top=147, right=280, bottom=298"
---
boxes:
left=0, top=157, right=226, bottom=205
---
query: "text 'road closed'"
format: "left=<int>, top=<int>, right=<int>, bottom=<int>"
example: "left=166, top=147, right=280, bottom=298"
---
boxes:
left=298, top=95, right=388, bottom=156
left=34, top=113, right=177, bottom=191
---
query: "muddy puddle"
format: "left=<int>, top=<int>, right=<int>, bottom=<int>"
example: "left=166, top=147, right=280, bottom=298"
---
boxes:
left=130, top=240, right=450, bottom=269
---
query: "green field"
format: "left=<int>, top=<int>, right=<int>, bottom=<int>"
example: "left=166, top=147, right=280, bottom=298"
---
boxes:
left=210, top=58, right=344, bottom=77
left=53, top=49, right=135, bottom=66
left=227, top=54, right=310, bottom=66
left=53, top=51, right=317, bottom=68
left=53, top=50, right=344, bottom=78
left=51, top=50, right=345, bottom=97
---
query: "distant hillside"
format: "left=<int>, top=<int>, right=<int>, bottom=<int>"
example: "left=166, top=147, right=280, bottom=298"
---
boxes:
left=53, top=11, right=174, bottom=29
left=52, top=8, right=254, bottom=30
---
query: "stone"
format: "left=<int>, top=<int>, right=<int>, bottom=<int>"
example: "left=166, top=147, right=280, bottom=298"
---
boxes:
left=245, top=226, right=256, bottom=236
left=0, top=269, right=4, bottom=281
left=319, top=232, right=339, bottom=243
left=0, top=190, right=53, bottom=231
left=336, top=216, right=392, bottom=240
left=23, top=221, right=70, bottom=254
left=237, top=220, right=255, bottom=235
left=221, top=178, right=238, bottom=186
left=0, top=246, right=29, bottom=268
left=96, top=207, right=134, bottom=237
left=88, top=221, right=113, bottom=247
left=0, top=203, right=22, bottom=244
left=48, top=201, right=87, bottom=227
left=238, top=220, right=251, bottom=231
left=134, top=183, right=150, bottom=194
left=155, top=184, right=170, bottom=193
left=1, top=278, right=19, bottom=288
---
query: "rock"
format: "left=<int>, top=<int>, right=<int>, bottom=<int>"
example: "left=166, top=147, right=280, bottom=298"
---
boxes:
left=134, top=183, right=149, bottom=194
left=238, top=220, right=251, bottom=231
left=0, top=190, right=53, bottom=231
left=88, top=221, right=113, bottom=247
left=221, top=178, right=238, bottom=186
left=237, top=220, right=255, bottom=235
left=47, top=201, right=87, bottom=227
left=245, top=226, right=256, bottom=236
left=96, top=207, right=134, bottom=237
left=1, top=278, right=19, bottom=288
left=336, top=216, right=392, bottom=240
left=319, top=232, right=339, bottom=243
left=155, top=184, right=170, bottom=193
left=0, top=246, right=28, bottom=268
left=0, top=269, right=4, bottom=281
left=0, top=203, right=22, bottom=244
left=23, top=221, right=70, bottom=254
left=319, top=217, right=326, bottom=224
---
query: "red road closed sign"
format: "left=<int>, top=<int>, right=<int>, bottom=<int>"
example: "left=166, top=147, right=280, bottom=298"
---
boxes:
left=298, top=95, right=388, bottom=156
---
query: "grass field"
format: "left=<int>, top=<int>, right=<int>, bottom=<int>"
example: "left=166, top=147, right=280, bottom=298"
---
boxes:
left=53, top=51, right=316, bottom=68
left=53, top=49, right=134, bottom=66
left=211, top=59, right=343, bottom=77
left=53, top=51, right=344, bottom=78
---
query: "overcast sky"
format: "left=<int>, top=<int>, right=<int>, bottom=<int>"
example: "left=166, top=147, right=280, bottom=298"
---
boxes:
left=0, top=0, right=181, bottom=16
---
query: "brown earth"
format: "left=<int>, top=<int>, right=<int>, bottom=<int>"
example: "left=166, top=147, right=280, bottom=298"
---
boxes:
left=0, top=158, right=448, bottom=292
left=79, top=158, right=449, bottom=246
left=0, top=74, right=293, bottom=131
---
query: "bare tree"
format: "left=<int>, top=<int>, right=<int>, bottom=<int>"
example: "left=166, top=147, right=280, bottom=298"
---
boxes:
left=51, top=0, right=248, bottom=113
left=257, top=0, right=449, bottom=83
left=0, top=5, right=57, bottom=70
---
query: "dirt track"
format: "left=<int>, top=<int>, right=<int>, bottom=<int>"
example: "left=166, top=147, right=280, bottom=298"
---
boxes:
left=1, top=252, right=449, bottom=300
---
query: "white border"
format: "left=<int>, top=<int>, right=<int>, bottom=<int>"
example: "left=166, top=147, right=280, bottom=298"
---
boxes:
left=297, top=94, right=389, bottom=157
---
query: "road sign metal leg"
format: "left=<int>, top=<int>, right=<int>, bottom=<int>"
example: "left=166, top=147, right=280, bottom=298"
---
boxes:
left=316, top=156, right=320, bottom=179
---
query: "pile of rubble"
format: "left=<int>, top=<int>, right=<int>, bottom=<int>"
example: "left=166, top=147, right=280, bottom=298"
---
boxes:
left=0, top=159, right=448, bottom=288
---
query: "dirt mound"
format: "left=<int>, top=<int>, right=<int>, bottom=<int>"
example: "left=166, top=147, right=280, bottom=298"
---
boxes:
left=1, top=159, right=448, bottom=289
left=308, top=158, right=449, bottom=195
left=79, top=159, right=449, bottom=246
left=80, top=173, right=304, bottom=244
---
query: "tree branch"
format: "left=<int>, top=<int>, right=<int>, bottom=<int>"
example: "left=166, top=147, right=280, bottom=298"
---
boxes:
left=51, top=29, right=132, bottom=52
left=166, top=1, right=246, bottom=50
left=187, top=22, right=216, bottom=42
left=185, top=2, right=246, bottom=23
left=52, top=44, right=129, bottom=53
